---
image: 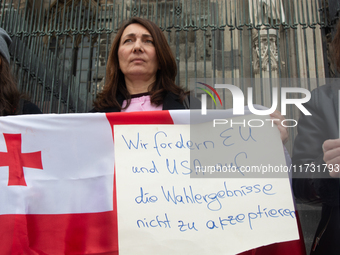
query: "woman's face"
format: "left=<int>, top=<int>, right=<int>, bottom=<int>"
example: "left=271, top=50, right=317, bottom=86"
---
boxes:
left=118, top=23, right=158, bottom=82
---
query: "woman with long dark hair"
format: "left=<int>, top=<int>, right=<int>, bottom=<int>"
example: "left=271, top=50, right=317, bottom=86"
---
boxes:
left=92, top=17, right=192, bottom=112
left=0, top=28, right=41, bottom=116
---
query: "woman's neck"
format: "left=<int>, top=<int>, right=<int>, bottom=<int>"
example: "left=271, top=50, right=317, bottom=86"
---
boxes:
left=124, top=76, right=156, bottom=94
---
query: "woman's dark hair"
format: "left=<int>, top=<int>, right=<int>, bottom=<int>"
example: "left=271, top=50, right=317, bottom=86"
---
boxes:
left=0, top=54, right=20, bottom=116
left=93, top=17, right=187, bottom=110
left=331, top=20, right=340, bottom=72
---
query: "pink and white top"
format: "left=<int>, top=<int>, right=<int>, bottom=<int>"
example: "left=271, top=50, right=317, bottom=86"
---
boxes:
left=121, top=93, right=162, bottom=112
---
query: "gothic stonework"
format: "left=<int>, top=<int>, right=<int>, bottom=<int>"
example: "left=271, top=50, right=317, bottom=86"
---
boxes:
left=253, top=31, right=279, bottom=73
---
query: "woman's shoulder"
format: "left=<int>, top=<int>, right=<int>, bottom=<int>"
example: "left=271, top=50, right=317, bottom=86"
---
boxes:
left=89, top=106, right=120, bottom=113
left=21, top=100, right=42, bottom=114
left=163, top=91, right=201, bottom=110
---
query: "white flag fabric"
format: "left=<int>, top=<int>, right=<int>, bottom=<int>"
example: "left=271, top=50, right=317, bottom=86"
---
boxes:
left=0, top=113, right=114, bottom=214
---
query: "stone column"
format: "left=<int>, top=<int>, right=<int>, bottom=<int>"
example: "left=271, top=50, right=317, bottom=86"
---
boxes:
left=249, top=0, right=284, bottom=106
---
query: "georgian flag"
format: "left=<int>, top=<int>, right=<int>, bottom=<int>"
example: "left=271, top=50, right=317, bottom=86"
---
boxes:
left=0, top=111, right=305, bottom=255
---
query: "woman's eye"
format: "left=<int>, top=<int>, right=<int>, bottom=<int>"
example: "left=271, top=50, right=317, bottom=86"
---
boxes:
left=145, top=40, right=154, bottom=44
left=123, top=39, right=132, bottom=43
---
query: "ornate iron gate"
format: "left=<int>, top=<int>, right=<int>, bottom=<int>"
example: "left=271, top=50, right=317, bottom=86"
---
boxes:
left=0, top=0, right=333, bottom=113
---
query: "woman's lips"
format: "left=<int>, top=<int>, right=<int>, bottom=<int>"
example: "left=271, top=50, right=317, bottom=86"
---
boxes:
left=131, top=58, right=145, bottom=63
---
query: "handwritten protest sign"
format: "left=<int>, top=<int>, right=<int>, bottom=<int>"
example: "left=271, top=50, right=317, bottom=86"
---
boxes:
left=114, top=114, right=299, bottom=255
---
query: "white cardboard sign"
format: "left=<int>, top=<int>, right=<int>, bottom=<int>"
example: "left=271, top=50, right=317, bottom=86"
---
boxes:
left=114, top=114, right=299, bottom=255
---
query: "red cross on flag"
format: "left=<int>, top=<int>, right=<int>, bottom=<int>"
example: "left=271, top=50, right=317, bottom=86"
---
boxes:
left=0, top=133, right=43, bottom=186
left=0, top=111, right=305, bottom=255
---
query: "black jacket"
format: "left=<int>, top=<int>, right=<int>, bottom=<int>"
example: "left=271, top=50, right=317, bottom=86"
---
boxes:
left=20, top=100, right=42, bottom=114
left=292, top=83, right=340, bottom=255
left=0, top=99, right=42, bottom=116
left=90, top=92, right=200, bottom=112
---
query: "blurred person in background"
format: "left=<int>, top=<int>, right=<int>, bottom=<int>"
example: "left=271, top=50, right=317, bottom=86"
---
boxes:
left=292, top=19, right=340, bottom=255
left=0, top=28, right=41, bottom=116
